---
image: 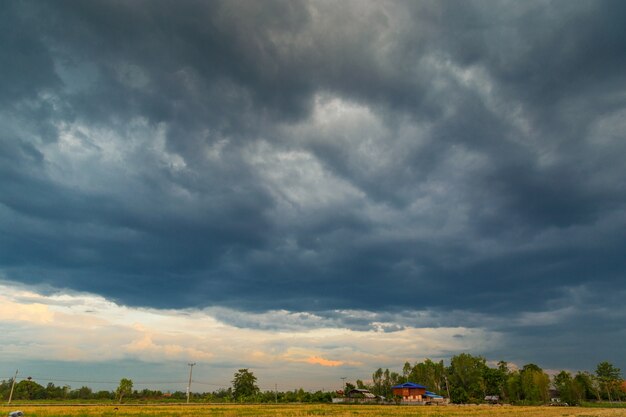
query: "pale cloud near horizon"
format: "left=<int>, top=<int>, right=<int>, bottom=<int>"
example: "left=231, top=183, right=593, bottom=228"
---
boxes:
left=0, top=282, right=499, bottom=388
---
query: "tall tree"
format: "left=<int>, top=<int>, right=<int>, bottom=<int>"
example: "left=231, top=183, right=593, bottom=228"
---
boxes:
left=231, top=369, right=259, bottom=401
left=408, top=359, right=446, bottom=394
left=448, top=353, right=488, bottom=403
left=116, top=378, right=133, bottom=403
left=595, top=361, right=622, bottom=401
left=575, top=371, right=601, bottom=401
left=483, top=364, right=508, bottom=399
left=553, top=371, right=581, bottom=405
left=519, top=364, right=550, bottom=403
left=372, top=368, right=384, bottom=396
left=402, top=362, right=412, bottom=383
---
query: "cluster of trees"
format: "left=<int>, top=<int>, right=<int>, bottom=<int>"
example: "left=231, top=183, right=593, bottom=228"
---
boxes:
left=354, top=355, right=625, bottom=405
left=0, top=371, right=331, bottom=404
left=0, top=377, right=167, bottom=403
left=2, top=359, right=623, bottom=405
left=0, top=379, right=115, bottom=401
left=221, top=368, right=331, bottom=403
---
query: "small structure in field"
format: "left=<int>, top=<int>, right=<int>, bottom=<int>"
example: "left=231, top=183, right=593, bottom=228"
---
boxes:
left=425, top=391, right=445, bottom=403
left=332, top=388, right=383, bottom=403
left=347, top=388, right=377, bottom=399
left=484, top=395, right=500, bottom=404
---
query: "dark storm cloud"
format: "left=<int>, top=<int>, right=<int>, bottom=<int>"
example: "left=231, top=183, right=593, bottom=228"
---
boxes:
left=1, top=0, right=626, bottom=365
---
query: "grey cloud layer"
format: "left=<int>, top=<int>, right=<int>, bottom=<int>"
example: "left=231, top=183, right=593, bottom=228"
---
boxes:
left=1, top=0, right=626, bottom=367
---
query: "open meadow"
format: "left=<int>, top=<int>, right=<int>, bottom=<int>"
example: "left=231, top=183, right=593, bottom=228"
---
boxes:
left=2, top=404, right=626, bottom=417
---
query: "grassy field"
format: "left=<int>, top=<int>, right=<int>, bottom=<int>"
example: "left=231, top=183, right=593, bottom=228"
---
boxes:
left=2, top=404, right=626, bottom=417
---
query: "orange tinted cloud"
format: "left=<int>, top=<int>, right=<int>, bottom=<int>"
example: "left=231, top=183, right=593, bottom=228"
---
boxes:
left=306, top=356, right=343, bottom=367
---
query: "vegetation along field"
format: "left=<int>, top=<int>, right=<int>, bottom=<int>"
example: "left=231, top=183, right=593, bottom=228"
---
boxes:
left=2, top=404, right=626, bottom=417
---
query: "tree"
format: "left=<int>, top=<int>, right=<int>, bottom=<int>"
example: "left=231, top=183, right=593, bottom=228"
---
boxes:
left=519, top=364, right=550, bottom=403
left=344, top=382, right=355, bottom=395
left=116, top=378, right=133, bottom=403
left=505, top=371, right=522, bottom=402
left=14, top=379, right=45, bottom=400
left=553, top=371, right=585, bottom=405
left=574, top=371, right=601, bottom=401
left=371, top=368, right=400, bottom=398
left=231, top=369, right=259, bottom=401
left=595, top=361, right=622, bottom=401
left=483, top=364, right=508, bottom=399
left=75, top=386, right=93, bottom=400
left=448, top=353, right=488, bottom=403
left=410, top=359, right=446, bottom=394
left=402, top=362, right=412, bottom=383
left=372, top=368, right=384, bottom=396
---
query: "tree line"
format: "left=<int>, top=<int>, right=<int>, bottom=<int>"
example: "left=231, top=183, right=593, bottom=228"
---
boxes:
left=2, top=358, right=624, bottom=404
left=0, top=370, right=331, bottom=404
left=352, top=354, right=624, bottom=405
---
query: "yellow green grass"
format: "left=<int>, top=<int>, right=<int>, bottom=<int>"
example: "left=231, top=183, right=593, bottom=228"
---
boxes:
left=2, top=404, right=626, bottom=417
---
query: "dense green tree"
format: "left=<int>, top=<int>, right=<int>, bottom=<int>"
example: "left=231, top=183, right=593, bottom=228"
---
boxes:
left=595, top=361, right=622, bottom=401
left=574, top=371, right=601, bottom=401
left=505, top=371, right=522, bottom=402
left=73, top=386, right=93, bottom=400
left=14, top=379, right=46, bottom=400
left=448, top=353, right=488, bottom=403
left=96, top=390, right=114, bottom=400
left=116, top=378, right=133, bottom=403
left=519, top=364, right=550, bottom=403
left=371, top=368, right=400, bottom=398
left=483, top=365, right=507, bottom=399
left=554, top=370, right=587, bottom=405
left=409, top=359, right=446, bottom=395
left=231, top=369, right=259, bottom=401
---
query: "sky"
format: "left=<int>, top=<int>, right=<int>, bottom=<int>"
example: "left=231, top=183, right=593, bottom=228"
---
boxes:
left=1, top=0, right=625, bottom=391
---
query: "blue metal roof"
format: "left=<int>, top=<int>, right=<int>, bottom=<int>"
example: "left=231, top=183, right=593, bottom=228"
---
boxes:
left=391, top=382, right=427, bottom=389
left=425, top=391, right=444, bottom=398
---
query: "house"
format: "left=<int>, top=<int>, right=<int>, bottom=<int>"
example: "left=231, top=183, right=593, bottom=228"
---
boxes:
left=392, top=382, right=427, bottom=401
left=347, top=388, right=376, bottom=399
left=331, top=388, right=382, bottom=403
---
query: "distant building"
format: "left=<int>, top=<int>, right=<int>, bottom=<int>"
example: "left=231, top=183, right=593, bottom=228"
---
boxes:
left=426, top=391, right=445, bottom=402
left=347, top=388, right=377, bottom=399
left=392, top=382, right=427, bottom=401
left=332, top=388, right=382, bottom=403
left=392, top=383, right=447, bottom=404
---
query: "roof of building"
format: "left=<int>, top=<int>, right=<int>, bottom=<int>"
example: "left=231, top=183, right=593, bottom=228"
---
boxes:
left=425, top=391, right=444, bottom=398
left=347, top=389, right=376, bottom=398
left=391, top=382, right=427, bottom=389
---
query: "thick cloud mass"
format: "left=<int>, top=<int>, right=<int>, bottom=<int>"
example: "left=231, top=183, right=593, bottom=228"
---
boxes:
left=2, top=0, right=626, bottom=368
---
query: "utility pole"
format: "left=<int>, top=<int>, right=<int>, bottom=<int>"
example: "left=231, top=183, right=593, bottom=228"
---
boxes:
left=340, top=377, right=347, bottom=393
left=7, top=370, right=18, bottom=405
left=274, top=383, right=278, bottom=403
left=186, top=362, right=196, bottom=404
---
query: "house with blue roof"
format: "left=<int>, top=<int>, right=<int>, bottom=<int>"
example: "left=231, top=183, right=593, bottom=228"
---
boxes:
left=392, top=382, right=426, bottom=401
left=392, top=382, right=446, bottom=403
